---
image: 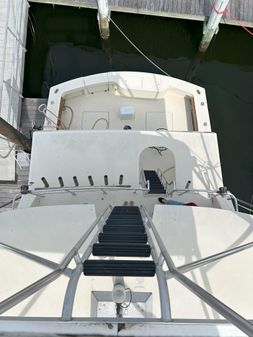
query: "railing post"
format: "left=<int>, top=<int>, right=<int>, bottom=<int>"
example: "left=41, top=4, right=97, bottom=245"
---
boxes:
left=140, top=207, right=172, bottom=321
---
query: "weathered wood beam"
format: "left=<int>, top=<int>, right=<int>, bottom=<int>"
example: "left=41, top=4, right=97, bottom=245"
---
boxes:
left=0, top=117, right=31, bottom=152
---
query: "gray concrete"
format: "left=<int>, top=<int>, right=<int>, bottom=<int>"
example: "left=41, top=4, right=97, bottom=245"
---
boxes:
left=29, top=0, right=253, bottom=28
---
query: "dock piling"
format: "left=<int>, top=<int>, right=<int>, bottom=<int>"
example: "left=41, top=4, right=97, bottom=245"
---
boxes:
left=199, top=0, right=230, bottom=53
left=97, top=0, right=110, bottom=40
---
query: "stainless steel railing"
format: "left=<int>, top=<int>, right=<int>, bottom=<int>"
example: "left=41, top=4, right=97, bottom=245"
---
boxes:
left=0, top=205, right=112, bottom=314
left=140, top=205, right=253, bottom=336
left=156, top=168, right=175, bottom=195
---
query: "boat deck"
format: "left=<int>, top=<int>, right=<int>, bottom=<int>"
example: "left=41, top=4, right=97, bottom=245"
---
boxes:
left=30, top=0, right=253, bottom=28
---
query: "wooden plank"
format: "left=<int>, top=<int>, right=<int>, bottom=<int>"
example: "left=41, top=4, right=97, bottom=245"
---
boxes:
left=180, top=0, right=187, bottom=15
left=28, top=0, right=253, bottom=27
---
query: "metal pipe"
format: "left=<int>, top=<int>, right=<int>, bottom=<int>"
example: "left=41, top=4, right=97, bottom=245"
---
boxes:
left=173, top=270, right=253, bottom=336
left=155, top=262, right=171, bottom=322
left=0, top=206, right=111, bottom=314
left=61, top=264, right=83, bottom=321
left=32, top=186, right=148, bottom=194
left=141, top=208, right=171, bottom=321
left=237, top=198, right=253, bottom=208
left=0, top=196, right=21, bottom=209
left=166, top=240, right=253, bottom=278
left=0, top=242, right=72, bottom=277
left=61, top=207, right=111, bottom=320
left=141, top=206, right=253, bottom=336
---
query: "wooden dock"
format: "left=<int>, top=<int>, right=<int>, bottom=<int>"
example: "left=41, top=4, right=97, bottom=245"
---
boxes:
left=30, top=0, right=253, bottom=28
left=0, top=98, right=46, bottom=209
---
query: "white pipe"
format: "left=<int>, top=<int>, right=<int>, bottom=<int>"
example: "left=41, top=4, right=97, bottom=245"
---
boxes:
left=96, top=0, right=110, bottom=39
left=97, top=0, right=109, bottom=18
left=199, top=0, right=230, bottom=53
left=207, top=0, right=230, bottom=30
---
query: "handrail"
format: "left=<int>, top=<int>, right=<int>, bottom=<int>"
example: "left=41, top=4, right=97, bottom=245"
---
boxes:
left=38, top=104, right=67, bottom=130
left=0, top=242, right=72, bottom=277
left=0, top=196, right=21, bottom=210
left=32, top=185, right=149, bottom=195
left=238, top=204, right=253, bottom=213
left=61, top=205, right=111, bottom=320
left=0, top=205, right=112, bottom=315
left=237, top=198, right=253, bottom=214
left=146, top=179, right=150, bottom=192
left=237, top=198, right=253, bottom=208
left=156, top=168, right=175, bottom=195
left=140, top=207, right=171, bottom=321
left=140, top=168, right=147, bottom=187
left=139, top=169, right=150, bottom=193
left=166, top=240, right=253, bottom=277
left=140, top=205, right=253, bottom=336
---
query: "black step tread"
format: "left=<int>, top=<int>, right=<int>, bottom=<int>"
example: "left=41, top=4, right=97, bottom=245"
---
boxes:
left=144, top=170, right=165, bottom=194
left=106, top=219, right=144, bottom=226
left=145, top=176, right=161, bottom=180
left=103, top=225, right=145, bottom=233
left=144, top=170, right=158, bottom=174
left=149, top=188, right=166, bottom=193
left=149, top=185, right=165, bottom=189
left=83, top=260, right=155, bottom=276
left=110, top=211, right=142, bottom=215
left=113, top=206, right=139, bottom=210
left=144, top=174, right=160, bottom=178
left=93, top=243, right=151, bottom=257
left=108, top=217, right=143, bottom=222
left=111, top=208, right=140, bottom=212
left=109, top=214, right=142, bottom=218
left=107, top=217, right=143, bottom=222
left=149, top=186, right=165, bottom=190
left=99, top=232, right=147, bottom=243
left=149, top=190, right=166, bottom=194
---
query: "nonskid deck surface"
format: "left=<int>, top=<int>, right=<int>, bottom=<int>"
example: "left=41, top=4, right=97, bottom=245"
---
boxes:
left=83, top=206, right=155, bottom=276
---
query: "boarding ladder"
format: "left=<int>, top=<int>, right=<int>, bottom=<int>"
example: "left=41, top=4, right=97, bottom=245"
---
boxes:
left=144, top=170, right=166, bottom=194
left=83, top=206, right=155, bottom=276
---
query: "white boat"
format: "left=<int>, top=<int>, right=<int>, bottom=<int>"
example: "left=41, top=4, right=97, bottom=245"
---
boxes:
left=0, top=71, right=253, bottom=337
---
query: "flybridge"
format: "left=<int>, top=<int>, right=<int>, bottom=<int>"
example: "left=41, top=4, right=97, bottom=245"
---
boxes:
left=0, top=205, right=253, bottom=336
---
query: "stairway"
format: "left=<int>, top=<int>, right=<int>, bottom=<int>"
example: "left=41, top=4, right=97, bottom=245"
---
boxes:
left=83, top=206, right=155, bottom=277
left=144, top=170, right=166, bottom=194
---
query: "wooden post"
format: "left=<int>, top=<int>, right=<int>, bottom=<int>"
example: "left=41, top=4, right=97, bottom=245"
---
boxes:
left=97, top=0, right=110, bottom=39
left=0, top=117, right=31, bottom=152
left=199, top=0, right=230, bottom=53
